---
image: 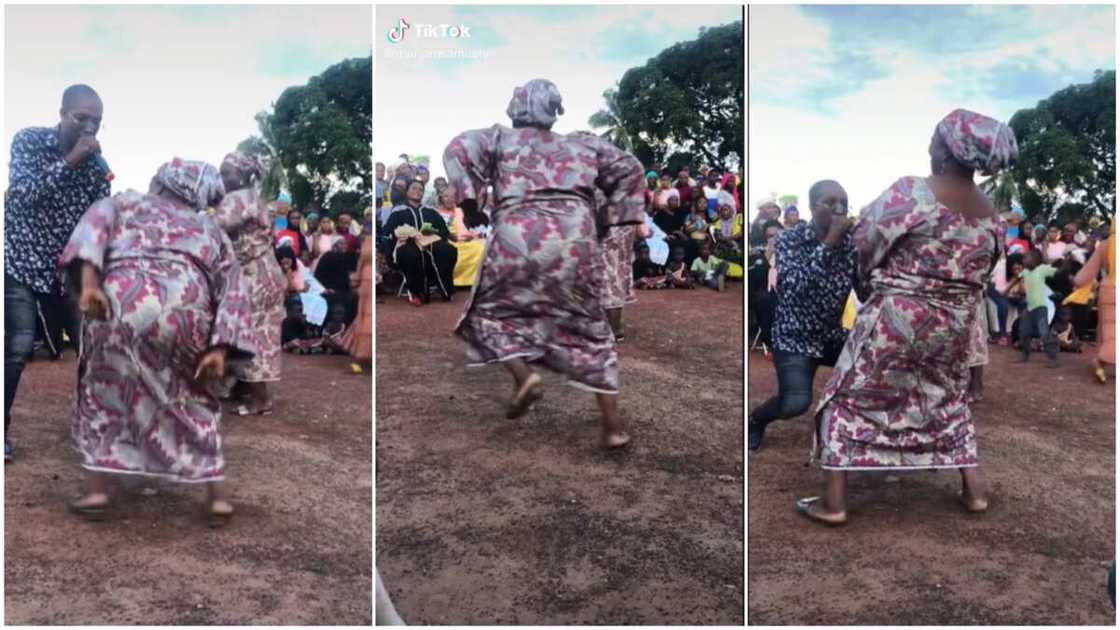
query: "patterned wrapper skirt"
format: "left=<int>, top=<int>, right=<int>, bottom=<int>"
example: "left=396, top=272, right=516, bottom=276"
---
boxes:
left=456, top=201, right=619, bottom=393
left=814, top=287, right=980, bottom=470
left=73, top=257, right=225, bottom=482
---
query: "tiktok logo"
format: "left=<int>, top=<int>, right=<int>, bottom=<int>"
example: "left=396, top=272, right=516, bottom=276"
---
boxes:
left=387, top=18, right=410, bottom=44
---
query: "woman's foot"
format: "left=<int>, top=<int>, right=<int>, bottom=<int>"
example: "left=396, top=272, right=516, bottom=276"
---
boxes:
left=233, top=403, right=273, bottom=416
left=795, top=497, right=847, bottom=526
left=505, top=372, right=544, bottom=419
left=957, top=490, right=989, bottom=513
left=206, top=499, right=235, bottom=528
left=408, top=295, right=422, bottom=307
left=1094, top=366, right=1108, bottom=384
left=602, top=431, right=631, bottom=449
left=68, top=492, right=110, bottom=521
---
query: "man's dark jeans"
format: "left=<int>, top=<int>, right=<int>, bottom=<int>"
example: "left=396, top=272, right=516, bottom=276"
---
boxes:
left=750, top=350, right=823, bottom=425
left=5, top=275, right=40, bottom=433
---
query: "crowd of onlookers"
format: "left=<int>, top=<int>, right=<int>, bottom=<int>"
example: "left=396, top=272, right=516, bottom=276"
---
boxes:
left=373, top=155, right=746, bottom=300
left=748, top=198, right=1111, bottom=365
left=271, top=197, right=374, bottom=355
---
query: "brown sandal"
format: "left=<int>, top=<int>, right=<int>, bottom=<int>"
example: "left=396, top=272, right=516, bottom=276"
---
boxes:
left=505, top=373, right=543, bottom=419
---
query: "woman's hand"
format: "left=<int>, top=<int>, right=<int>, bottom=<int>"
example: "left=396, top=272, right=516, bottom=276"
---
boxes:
left=637, top=224, right=652, bottom=239
left=194, top=348, right=227, bottom=383
left=79, top=286, right=111, bottom=321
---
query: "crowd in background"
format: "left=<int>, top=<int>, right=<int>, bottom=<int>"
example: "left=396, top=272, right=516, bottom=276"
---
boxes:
left=373, top=155, right=747, bottom=301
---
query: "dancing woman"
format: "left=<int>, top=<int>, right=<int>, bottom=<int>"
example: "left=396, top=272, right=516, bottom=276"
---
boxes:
left=442, top=79, right=646, bottom=448
left=799, top=110, right=1014, bottom=525
left=61, top=159, right=252, bottom=527
left=215, top=151, right=286, bottom=416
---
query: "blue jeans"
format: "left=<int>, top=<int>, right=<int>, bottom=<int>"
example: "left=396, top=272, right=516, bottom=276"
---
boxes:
left=749, top=350, right=822, bottom=425
left=5, top=275, right=40, bottom=433
left=1019, top=306, right=1058, bottom=360
left=987, top=286, right=1010, bottom=336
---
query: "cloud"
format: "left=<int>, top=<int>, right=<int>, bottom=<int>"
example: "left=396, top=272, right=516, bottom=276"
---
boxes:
left=4, top=5, right=370, bottom=193
left=376, top=5, right=741, bottom=178
left=749, top=4, right=1115, bottom=215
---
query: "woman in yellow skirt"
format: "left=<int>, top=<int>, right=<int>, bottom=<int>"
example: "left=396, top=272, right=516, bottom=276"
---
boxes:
left=436, top=189, right=488, bottom=287
left=1075, top=220, right=1115, bottom=383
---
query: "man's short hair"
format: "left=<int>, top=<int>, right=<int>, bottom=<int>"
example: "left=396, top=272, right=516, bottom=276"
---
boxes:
left=61, top=84, right=100, bottom=111
left=808, top=179, right=842, bottom=208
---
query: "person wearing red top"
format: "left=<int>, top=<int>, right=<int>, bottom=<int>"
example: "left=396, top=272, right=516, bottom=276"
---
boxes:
left=275, top=208, right=309, bottom=259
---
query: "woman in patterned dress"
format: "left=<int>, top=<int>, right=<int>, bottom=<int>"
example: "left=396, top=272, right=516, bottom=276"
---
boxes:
left=216, top=152, right=286, bottom=416
left=799, top=110, right=1015, bottom=525
left=60, top=159, right=252, bottom=527
left=442, top=79, right=646, bottom=448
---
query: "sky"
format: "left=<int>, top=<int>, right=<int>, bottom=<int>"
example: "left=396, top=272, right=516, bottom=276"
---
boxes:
left=749, top=4, right=1115, bottom=218
left=4, top=5, right=371, bottom=193
left=375, top=4, right=743, bottom=180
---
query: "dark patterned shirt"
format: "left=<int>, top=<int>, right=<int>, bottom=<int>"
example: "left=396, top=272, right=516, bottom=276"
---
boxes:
left=5, top=127, right=111, bottom=293
left=771, top=221, right=857, bottom=358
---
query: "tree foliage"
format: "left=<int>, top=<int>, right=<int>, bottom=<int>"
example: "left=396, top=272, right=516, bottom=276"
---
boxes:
left=1007, top=69, right=1115, bottom=225
left=241, top=55, right=372, bottom=214
left=589, top=21, right=743, bottom=171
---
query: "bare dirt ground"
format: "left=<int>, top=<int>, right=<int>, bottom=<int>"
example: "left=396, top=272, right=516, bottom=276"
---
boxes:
left=748, top=344, right=1115, bottom=625
left=4, top=352, right=372, bottom=625
left=376, top=285, right=744, bottom=625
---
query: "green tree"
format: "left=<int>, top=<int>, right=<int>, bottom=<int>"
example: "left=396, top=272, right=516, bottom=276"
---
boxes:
left=588, top=88, right=634, bottom=153
left=980, top=171, right=1019, bottom=214
left=1008, top=69, right=1115, bottom=225
left=241, top=55, right=372, bottom=214
left=589, top=21, right=743, bottom=171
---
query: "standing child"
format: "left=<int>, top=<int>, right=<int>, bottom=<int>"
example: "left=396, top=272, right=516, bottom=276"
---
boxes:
left=690, top=241, right=730, bottom=291
left=1017, top=249, right=1060, bottom=366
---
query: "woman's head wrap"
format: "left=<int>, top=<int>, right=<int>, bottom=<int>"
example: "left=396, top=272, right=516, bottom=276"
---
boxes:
left=151, top=158, right=224, bottom=210
left=506, top=79, right=564, bottom=127
left=222, top=151, right=265, bottom=184
left=933, top=108, right=1018, bottom=176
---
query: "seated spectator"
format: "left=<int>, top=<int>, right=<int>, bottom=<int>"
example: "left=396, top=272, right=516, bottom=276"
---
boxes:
left=310, top=217, right=343, bottom=269
left=712, top=190, right=744, bottom=266
left=276, top=246, right=306, bottom=294
left=633, top=243, right=667, bottom=289
left=685, top=196, right=710, bottom=241
left=281, top=295, right=313, bottom=346
left=988, top=252, right=1023, bottom=345
left=1052, top=307, right=1083, bottom=353
left=441, top=193, right=488, bottom=288
left=1043, top=223, right=1076, bottom=263
left=702, top=169, right=723, bottom=219
left=276, top=208, right=310, bottom=263
left=315, top=239, right=359, bottom=321
left=665, top=246, right=695, bottom=289
left=690, top=240, right=730, bottom=291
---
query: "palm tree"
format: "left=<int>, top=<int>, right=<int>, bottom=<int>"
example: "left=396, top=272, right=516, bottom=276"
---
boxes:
left=237, top=110, right=288, bottom=201
left=980, top=170, right=1019, bottom=214
left=588, top=87, right=634, bottom=152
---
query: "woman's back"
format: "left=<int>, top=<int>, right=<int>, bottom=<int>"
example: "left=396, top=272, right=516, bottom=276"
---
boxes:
left=861, top=176, right=1003, bottom=294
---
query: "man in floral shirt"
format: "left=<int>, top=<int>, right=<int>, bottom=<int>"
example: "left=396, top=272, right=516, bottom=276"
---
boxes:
left=748, top=180, right=856, bottom=451
left=5, top=84, right=110, bottom=461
